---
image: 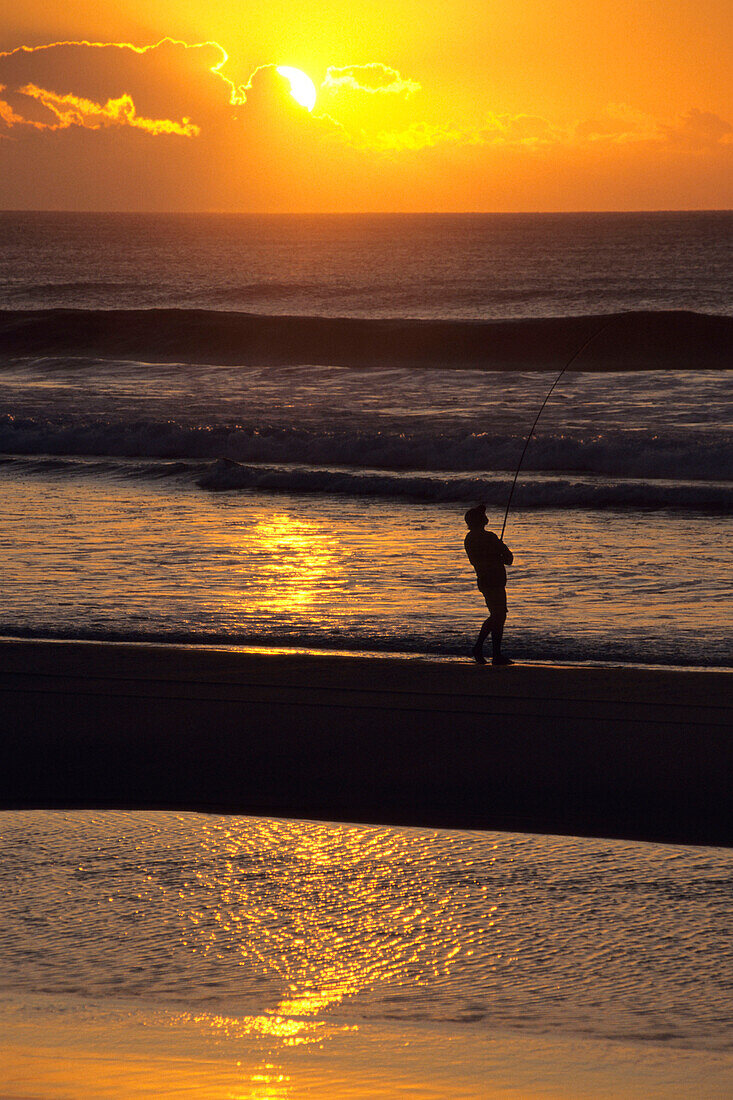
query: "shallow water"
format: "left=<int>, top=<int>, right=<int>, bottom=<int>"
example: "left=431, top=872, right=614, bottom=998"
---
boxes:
left=0, top=466, right=730, bottom=666
left=1, top=811, right=733, bottom=1098
left=1, top=351, right=731, bottom=666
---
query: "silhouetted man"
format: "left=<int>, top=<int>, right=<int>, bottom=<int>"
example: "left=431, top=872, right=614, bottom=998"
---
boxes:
left=464, top=504, right=514, bottom=665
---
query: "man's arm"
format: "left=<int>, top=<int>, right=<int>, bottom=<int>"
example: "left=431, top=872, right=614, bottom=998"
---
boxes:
left=500, top=541, right=514, bottom=566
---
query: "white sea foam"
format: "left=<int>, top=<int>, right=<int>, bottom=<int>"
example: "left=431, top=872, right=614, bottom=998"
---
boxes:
left=0, top=414, right=730, bottom=508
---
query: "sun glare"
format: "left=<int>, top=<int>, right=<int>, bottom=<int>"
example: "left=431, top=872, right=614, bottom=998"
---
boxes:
left=276, top=66, right=317, bottom=111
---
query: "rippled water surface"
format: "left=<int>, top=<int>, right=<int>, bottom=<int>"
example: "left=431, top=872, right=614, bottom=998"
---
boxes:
left=2, top=211, right=731, bottom=317
left=1, top=812, right=733, bottom=1098
left=0, top=469, right=730, bottom=666
left=1, top=356, right=730, bottom=667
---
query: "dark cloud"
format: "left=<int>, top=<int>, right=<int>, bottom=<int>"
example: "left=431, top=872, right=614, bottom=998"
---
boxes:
left=0, top=40, right=338, bottom=148
left=0, top=41, right=354, bottom=210
left=0, top=39, right=235, bottom=134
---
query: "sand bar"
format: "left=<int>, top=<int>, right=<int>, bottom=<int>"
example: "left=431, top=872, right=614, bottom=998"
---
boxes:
left=1, top=638, right=731, bottom=846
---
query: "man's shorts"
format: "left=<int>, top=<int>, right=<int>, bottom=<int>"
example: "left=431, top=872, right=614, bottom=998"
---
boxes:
left=479, top=586, right=507, bottom=617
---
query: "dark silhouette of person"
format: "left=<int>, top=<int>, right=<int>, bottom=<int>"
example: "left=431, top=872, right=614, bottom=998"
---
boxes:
left=464, top=504, right=514, bottom=665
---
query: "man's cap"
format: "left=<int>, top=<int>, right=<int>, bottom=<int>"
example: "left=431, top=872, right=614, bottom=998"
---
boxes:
left=464, top=504, right=487, bottom=528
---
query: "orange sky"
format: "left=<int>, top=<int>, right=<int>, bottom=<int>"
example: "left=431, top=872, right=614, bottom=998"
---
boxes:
left=1, top=0, right=731, bottom=210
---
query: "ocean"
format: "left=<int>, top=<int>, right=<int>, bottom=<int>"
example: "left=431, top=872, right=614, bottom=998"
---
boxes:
left=0, top=211, right=732, bottom=1096
left=0, top=211, right=731, bottom=666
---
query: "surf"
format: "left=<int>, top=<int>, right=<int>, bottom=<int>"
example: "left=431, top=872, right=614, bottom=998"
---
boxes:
left=1, top=307, right=731, bottom=370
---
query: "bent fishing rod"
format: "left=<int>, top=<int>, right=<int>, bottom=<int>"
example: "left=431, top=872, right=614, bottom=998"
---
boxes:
left=499, top=318, right=615, bottom=542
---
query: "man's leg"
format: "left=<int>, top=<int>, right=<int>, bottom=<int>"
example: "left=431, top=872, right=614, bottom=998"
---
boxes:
left=490, top=610, right=506, bottom=659
left=487, top=588, right=511, bottom=665
left=472, top=615, right=493, bottom=663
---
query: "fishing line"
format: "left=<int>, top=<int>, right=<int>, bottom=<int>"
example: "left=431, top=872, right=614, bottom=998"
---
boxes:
left=499, top=318, right=616, bottom=541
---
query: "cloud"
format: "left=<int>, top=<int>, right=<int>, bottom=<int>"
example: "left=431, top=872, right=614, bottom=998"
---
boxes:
left=0, top=38, right=236, bottom=137
left=353, top=114, right=562, bottom=153
left=574, top=103, right=661, bottom=144
left=0, top=85, right=27, bottom=129
left=322, top=64, right=420, bottom=96
left=350, top=100, right=733, bottom=155
left=354, top=99, right=732, bottom=156
left=0, top=37, right=729, bottom=212
left=0, top=40, right=338, bottom=148
left=2, top=39, right=728, bottom=160
left=354, top=122, right=471, bottom=151
left=662, top=108, right=733, bottom=149
left=238, top=64, right=314, bottom=118
left=0, top=40, right=347, bottom=210
left=573, top=104, right=733, bottom=149
left=9, top=84, right=198, bottom=136
left=479, top=113, right=564, bottom=146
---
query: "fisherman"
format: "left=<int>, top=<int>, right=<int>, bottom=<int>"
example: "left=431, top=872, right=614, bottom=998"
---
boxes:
left=464, top=504, right=514, bottom=666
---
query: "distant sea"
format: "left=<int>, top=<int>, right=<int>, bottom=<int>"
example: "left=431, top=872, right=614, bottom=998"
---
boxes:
left=0, top=212, right=732, bottom=1098
left=2, top=210, right=731, bottom=318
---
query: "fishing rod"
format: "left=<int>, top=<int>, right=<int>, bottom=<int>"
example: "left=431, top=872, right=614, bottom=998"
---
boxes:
left=499, top=318, right=615, bottom=542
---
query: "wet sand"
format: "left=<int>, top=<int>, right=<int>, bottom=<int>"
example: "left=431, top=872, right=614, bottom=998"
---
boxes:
left=1, top=638, right=731, bottom=846
left=5, top=1019, right=733, bottom=1100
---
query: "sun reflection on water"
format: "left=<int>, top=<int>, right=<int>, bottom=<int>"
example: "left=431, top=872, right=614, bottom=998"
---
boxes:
left=173, top=816, right=484, bottom=1091
left=5, top=812, right=731, bottom=1097
left=236, top=512, right=345, bottom=614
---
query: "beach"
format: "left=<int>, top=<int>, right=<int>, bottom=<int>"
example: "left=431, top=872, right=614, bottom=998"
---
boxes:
left=0, top=0, right=731, bottom=1076
left=2, top=638, right=731, bottom=846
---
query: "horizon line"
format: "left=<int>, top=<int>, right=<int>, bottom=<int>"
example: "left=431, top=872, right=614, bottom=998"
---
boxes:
left=1, top=207, right=731, bottom=216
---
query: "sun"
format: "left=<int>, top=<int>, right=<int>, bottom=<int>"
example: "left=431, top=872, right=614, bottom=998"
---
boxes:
left=276, top=66, right=317, bottom=112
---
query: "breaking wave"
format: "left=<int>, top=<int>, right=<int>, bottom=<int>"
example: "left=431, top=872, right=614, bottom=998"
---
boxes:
left=1, top=307, right=731, bottom=370
left=197, top=459, right=733, bottom=510
left=0, top=414, right=730, bottom=482
left=1, top=453, right=730, bottom=511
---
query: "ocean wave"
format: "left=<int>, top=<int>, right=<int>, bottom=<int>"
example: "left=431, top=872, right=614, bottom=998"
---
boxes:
left=198, top=459, right=733, bottom=510
left=0, top=415, right=730, bottom=481
left=2, top=452, right=728, bottom=510
left=186, top=282, right=352, bottom=303
left=1, top=308, right=730, bottom=371
left=4, top=281, right=342, bottom=306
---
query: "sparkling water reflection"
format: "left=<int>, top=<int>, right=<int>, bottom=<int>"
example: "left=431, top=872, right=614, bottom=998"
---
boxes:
left=2, top=812, right=733, bottom=1097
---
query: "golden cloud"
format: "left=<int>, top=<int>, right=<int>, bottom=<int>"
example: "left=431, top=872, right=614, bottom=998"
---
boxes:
left=364, top=104, right=733, bottom=155
left=0, top=85, right=27, bottom=130
left=12, top=83, right=198, bottom=136
left=352, top=122, right=464, bottom=151
left=1, top=38, right=729, bottom=160
left=0, top=37, right=730, bottom=213
left=322, top=64, right=420, bottom=96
